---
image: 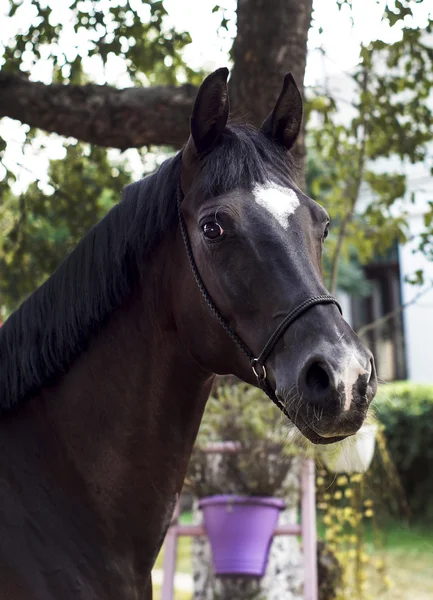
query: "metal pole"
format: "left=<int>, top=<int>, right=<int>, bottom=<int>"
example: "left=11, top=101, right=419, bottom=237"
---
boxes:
left=301, top=458, right=318, bottom=600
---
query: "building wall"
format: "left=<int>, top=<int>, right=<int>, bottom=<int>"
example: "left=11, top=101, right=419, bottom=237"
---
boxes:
left=399, top=212, right=433, bottom=383
left=383, top=158, right=433, bottom=382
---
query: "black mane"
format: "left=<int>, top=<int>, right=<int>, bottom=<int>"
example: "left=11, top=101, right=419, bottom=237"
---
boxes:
left=0, top=125, right=296, bottom=412
left=0, top=153, right=182, bottom=412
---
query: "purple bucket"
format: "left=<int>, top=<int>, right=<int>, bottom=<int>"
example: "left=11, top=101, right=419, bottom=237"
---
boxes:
left=198, top=494, right=285, bottom=576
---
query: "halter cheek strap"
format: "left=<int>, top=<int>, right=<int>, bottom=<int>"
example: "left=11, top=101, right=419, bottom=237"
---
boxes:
left=177, top=186, right=342, bottom=419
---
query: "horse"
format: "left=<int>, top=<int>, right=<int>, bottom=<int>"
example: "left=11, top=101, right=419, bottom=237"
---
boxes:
left=0, top=67, right=377, bottom=599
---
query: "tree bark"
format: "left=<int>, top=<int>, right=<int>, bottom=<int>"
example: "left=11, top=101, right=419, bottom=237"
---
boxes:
left=0, top=72, right=196, bottom=149
left=230, top=0, right=313, bottom=177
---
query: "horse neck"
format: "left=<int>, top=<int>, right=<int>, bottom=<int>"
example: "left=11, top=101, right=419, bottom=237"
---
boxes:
left=11, top=237, right=214, bottom=594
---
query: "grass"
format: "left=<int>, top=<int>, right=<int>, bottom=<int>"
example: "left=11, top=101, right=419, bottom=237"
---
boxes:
left=152, top=514, right=433, bottom=599
left=366, top=519, right=433, bottom=552
left=364, top=521, right=433, bottom=600
left=152, top=585, right=191, bottom=600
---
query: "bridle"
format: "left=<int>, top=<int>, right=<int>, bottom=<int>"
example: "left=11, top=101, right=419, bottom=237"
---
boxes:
left=177, top=185, right=342, bottom=420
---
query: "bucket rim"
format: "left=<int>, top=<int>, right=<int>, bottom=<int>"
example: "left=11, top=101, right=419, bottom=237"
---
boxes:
left=198, top=494, right=285, bottom=510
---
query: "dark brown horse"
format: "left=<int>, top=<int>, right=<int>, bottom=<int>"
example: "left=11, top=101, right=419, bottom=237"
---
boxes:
left=0, top=68, right=376, bottom=599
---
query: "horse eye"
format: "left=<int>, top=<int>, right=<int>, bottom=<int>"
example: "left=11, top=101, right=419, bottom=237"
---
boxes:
left=323, top=223, right=330, bottom=240
left=203, top=222, right=224, bottom=240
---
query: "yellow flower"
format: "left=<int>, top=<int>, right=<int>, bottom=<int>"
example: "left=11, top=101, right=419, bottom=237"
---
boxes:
left=334, top=490, right=343, bottom=500
left=365, top=509, right=374, bottom=518
left=323, top=514, right=332, bottom=526
left=344, top=488, right=353, bottom=498
left=316, top=476, right=325, bottom=486
left=337, top=475, right=348, bottom=486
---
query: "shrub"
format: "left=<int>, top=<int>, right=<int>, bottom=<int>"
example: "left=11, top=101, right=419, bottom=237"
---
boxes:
left=186, top=382, right=301, bottom=497
left=375, top=381, right=433, bottom=521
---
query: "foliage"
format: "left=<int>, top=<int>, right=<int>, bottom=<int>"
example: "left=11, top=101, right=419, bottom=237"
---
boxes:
left=0, top=0, right=201, bottom=314
left=314, top=414, right=417, bottom=600
left=1, top=0, right=197, bottom=85
left=307, top=0, right=433, bottom=294
left=195, top=381, right=289, bottom=446
left=316, top=470, right=390, bottom=600
left=2, top=0, right=433, bottom=318
left=327, top=249, right=372, bottom=297
left=314, top=379, right=433, bottom=597
left=0, top=143, right=131, bottom=313
left=186, top=382, right=300, bottom=498
left=374, top=381, right=433, bottom=521
left=306, top=152, right=372, bottom=297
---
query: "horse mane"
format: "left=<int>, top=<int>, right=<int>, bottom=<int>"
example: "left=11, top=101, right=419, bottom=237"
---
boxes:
left=0, top=153, right=182, bottom=412
left=0, top=125, right=296, bottom=413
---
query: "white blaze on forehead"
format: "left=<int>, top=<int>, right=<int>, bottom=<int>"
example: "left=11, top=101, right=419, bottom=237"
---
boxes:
left=253, top=182, right=300, bottom=227
left=340, top=353, right=371, bottom=411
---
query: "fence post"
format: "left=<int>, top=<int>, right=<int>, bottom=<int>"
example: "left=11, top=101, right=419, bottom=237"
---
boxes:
left=301, top=458, right=318, bottom=600
left=161, top=501, right=180, bottom=600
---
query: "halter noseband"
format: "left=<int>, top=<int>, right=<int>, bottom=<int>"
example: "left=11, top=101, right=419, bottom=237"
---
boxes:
left=177, top=185, right=342, bottom=420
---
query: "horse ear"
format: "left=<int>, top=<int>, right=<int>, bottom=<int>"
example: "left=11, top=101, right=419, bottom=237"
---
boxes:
left=188, top=67, right=230, bottom=155
left=261, top=73, right=303, bottom=151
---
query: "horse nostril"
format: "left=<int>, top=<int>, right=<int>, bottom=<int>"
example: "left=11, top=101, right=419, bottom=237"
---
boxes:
left=305, top=361, right=331, bottom=396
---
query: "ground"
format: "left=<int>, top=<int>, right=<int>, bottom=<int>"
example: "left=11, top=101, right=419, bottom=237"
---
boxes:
left=152, top=515, right=433, bottom=599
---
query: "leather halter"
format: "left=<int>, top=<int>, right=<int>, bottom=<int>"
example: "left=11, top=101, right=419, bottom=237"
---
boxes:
left=177, top=185, right=342, bottom=420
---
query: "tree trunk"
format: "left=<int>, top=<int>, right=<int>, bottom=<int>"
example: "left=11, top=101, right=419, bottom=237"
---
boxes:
left=230, top=0, right=313, bottom=178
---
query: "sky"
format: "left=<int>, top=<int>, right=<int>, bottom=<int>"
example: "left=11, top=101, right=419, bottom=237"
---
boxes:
left=0, top=0, right=431, bottom=190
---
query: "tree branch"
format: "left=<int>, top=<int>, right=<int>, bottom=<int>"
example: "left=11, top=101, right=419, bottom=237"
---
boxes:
left=0, top=71, right=197, bottom=149
left=328, top=68, right=369, bottom=295
left=356, top=283, right=433, bottom=338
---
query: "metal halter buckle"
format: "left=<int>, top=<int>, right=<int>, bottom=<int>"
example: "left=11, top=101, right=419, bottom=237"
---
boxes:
left=251, top=359, right=267, bottom=381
